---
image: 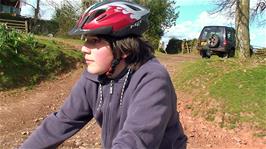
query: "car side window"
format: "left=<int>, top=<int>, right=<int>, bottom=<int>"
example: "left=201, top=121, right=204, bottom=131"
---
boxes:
left=201, top=30, right=220, bottom=39
left=201, top=30, right=209, bottom=39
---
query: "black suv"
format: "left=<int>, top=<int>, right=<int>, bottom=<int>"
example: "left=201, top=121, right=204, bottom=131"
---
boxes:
left=197, top=26, right=236, bottom=58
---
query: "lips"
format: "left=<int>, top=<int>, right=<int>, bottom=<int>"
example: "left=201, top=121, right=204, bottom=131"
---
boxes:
left=85, top=59, right=94, bottom=64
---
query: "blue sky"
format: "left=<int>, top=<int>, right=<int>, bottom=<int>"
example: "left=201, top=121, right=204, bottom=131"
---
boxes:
left=21, top=0, right=266, bottom=47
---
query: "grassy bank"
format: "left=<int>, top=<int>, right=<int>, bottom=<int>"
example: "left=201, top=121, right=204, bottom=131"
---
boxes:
left=0, top=25, right=83, bottom=90
left=173, top=57, right=266, bottom=134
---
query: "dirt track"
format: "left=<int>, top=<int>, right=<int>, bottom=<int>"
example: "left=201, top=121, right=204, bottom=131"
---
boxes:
left=0, top=54, right=265, bottom=149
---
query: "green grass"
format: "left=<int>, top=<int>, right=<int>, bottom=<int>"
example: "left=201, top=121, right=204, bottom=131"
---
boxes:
left=36, top=37, right=83, bottom=60
left=36, top=35, right=84, bottom=47
left=173, top=56, right=266, bottom=132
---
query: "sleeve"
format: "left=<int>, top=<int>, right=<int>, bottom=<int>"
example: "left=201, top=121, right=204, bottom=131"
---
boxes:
left=112, top=71, right=174, bottom=149
left=19, top=75, right=94, bottom=149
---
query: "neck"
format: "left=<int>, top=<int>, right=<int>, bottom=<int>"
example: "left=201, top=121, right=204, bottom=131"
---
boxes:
left=108, top=60, right=127, bottom=79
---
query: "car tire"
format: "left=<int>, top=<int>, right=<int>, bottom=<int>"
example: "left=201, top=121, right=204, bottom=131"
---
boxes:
left=218, top=52, right=229, bottom=58
left=217, top=52, right=225, bottom=58
left=200, top=50, right=211, bottom=58
left=208, top=34, right=220, bottom=48
left=228, top=49, right=235, bottom=57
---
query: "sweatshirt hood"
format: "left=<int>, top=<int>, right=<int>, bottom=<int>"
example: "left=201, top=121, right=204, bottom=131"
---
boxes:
left=84, top=70, right=100, bottom=82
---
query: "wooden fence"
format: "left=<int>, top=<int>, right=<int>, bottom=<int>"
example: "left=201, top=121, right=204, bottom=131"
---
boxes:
left=254, top=49, right=266, bottom=56
left=0, top=18, right=28, bottom=33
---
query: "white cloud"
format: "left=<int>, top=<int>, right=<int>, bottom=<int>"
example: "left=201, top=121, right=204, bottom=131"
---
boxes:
left=164, top=11, right=234, bottom=40
left=196, top=11, right=234, bottom=27
left=165, top=21, right=194, bottom=38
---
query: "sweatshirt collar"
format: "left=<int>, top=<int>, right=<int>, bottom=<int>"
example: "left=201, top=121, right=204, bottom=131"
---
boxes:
left=84, top=67, right=130, bottom=84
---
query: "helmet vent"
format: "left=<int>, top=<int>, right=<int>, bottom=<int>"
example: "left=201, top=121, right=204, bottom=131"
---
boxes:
left=125, top=4, right=141, bottom=11
left=96, top=14, right=107, bottom=21
left=86, top=9, right=106, bottom=23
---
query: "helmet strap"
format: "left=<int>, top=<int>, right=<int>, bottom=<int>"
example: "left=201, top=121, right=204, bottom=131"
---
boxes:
left=105, top=58, right=121, bottom=76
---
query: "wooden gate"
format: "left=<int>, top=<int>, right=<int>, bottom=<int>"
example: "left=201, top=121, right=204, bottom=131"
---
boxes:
left=0, top=18, right=28, bottom=33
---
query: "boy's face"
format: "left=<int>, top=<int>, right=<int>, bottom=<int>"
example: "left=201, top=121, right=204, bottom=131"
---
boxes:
left=81, top=36, right=114, bottom=75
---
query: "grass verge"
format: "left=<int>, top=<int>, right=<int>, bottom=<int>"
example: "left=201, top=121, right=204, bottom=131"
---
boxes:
left=173, top=56, right=266, bottom=135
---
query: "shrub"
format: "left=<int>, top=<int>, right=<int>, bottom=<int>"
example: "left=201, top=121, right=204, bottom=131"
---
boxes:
left=165, top=38, right=182, bottom=54
left=0, top=24, right=82, bottom=90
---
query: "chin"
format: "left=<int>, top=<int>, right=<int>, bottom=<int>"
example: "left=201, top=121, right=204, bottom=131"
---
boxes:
left=86, top=67, right=105, bottom=75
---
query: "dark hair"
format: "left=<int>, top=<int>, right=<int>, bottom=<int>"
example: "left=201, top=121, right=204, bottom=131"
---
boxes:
left=99, top=35, right=155, bottom=70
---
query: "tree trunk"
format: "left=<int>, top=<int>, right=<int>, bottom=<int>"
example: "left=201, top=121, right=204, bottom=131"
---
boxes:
left=34, top=0, right=40, bottom=20
left=235, top=0, right=240, bottom=56
left=31, top=0, right=40, bottom=33
left=236, top=0, right=250, bottom=59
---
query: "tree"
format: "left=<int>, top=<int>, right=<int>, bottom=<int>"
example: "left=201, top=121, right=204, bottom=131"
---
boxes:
left=134, top=0, right=179, bottom=49
left=20, top=0, right=41, bottom=20
left=82, top=0, right=98, bottom=10
left=20, top=0, right=41, bottom=33
left=251, top=0, right=266, bottom=25
left=212, top=0, right=265, bottom=59
left=235, top=0, right=250, bottom=58
left=52, top=0, right=80, bottom=36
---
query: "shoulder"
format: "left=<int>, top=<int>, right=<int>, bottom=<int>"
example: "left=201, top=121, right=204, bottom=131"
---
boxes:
left=72, top=69, right=100, bottom=89
left=136, top=58, right=170, bottom=79
left=130, top=58, right=171, bottom=86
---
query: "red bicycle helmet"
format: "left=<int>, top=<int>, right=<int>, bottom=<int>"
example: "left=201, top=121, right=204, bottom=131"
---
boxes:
left=68, top=0, right=150, bottom=37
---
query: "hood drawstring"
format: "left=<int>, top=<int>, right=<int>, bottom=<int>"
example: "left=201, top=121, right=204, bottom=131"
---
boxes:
left=97, top=68, right=131, bottom=111
left=109, top=80, right=114, bottom=94
left=119, top=68, right=131, bottom=106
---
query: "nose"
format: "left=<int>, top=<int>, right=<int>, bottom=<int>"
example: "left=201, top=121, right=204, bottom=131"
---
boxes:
left=81, top=45, right=91, bottom=54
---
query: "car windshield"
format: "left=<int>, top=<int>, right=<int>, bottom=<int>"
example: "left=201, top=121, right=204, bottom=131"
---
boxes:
left=200, top=27, right=224, bottom=40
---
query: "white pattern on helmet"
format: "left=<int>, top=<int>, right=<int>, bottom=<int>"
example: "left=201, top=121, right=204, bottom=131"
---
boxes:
left=85, top=1, right=149, bottom=20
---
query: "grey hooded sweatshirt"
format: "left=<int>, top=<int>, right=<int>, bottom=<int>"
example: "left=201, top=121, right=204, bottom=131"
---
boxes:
left=20, top=58, right=187, bottom=149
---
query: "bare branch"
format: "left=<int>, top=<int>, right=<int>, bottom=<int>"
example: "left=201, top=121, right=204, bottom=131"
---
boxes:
left=20, top=0, right=36, bottom=9
left=45, top=0, right=81, bottom=13
left=251, top=0, right=266, bottom=25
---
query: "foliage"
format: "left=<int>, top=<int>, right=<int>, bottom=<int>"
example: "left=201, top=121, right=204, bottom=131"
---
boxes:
left=52, top=1, right=79, bottom=36
left=82, top=0, right=97, bottom=10
left=134, top=0, right=179, bottom=49
left=30, top=19, right=59, bottom=35
left=173, top=57, right=266, bottom=130
left=0, top=24, right=82, bottom=90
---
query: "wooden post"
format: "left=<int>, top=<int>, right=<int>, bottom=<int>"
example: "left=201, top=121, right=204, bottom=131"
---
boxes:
left=25, top=20, right=28, bottom=33
left=181, top=40, right=185, bottom=54
left=186, top=41, right=189, bottom=54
